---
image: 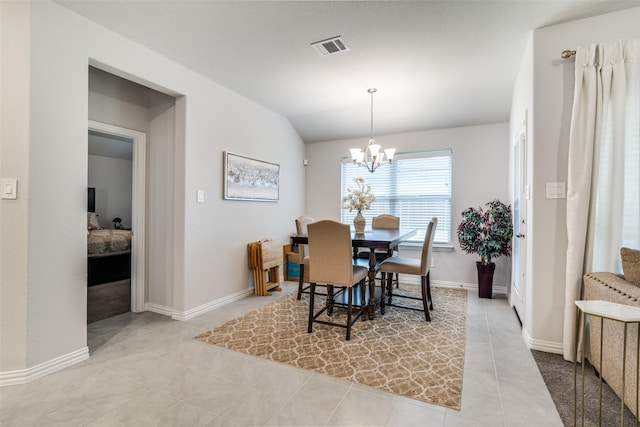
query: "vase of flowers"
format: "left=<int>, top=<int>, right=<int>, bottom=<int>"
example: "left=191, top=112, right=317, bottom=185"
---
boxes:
left=342, top=177, right=376, bottom=233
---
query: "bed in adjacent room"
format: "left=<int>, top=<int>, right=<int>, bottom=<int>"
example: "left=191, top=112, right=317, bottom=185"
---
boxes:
left=87, top=187, right=132, bottom=286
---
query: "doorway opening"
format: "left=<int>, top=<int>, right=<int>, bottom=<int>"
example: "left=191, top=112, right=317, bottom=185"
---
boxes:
left=87, top=122, right=146, bottom=323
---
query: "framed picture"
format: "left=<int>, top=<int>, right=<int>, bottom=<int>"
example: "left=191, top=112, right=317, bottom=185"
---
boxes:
left=223, top=151, right=280, bottom=202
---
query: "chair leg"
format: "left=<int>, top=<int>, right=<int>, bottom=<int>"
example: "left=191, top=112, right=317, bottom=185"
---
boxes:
left=297, top=263, right=305, bottom=300
left=380, top=272, right=386, bottom=315
left=421, top=275, right=431, bottom=322
left=426, top=271, right=433, bottom=310
left=308, top=282, right=316, bottom=333
left=388, top=273, right=394, bottom=306
left=326, top=285, right=334, bottom=316
left=346, top=287, right=353, bottom=341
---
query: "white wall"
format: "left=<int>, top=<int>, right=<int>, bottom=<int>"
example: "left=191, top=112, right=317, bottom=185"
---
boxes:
left=511, top=7, right=640, bottom=352
left=305, top=123, right=510, bottom=288
left=0, top=0, right=30, bottom=372
left=88, top=155, right=133, bottom=229
left=1, top=0, right=305, bottom=374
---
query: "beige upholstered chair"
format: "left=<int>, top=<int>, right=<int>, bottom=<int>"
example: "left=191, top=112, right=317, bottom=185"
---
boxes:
left=357, top=214, right=400, bottom=285
left=307, top=220, right=368, bottom=340
left=379, top=217, right=437, bottom=321
left=372, top=214, right=400, bottom=230
left=295, top=215, right=314, bottom=300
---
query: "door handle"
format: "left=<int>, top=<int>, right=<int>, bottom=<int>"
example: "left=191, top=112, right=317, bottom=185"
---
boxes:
left=516, top=233, right=525, bottom=238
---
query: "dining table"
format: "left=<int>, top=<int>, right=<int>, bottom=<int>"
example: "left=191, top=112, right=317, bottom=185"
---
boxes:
left=290, top=228, right=417, bottom=319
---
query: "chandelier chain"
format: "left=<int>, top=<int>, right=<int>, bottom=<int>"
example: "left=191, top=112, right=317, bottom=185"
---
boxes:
left=370, top=89, right=374, bottom=140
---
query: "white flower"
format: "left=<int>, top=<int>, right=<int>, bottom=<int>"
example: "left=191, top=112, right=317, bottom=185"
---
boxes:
left=341, top=177, right=376, bottom=212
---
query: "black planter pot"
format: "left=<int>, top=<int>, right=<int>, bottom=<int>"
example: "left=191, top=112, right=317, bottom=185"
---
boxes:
left=476, top=262, right=496, bottom=299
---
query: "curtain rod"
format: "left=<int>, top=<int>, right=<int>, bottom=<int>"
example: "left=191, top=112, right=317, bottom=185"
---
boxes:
left=561, top=50, right=576, bottom=59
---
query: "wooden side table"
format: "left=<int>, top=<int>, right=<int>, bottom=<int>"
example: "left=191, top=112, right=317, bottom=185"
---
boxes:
left=574, top=300, right=640, bottom=426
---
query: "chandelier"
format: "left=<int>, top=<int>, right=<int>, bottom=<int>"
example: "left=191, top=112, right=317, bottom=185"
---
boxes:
left=350, top=88, right=395, bottom=173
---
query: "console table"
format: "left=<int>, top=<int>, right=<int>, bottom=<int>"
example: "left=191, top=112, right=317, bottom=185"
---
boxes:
left=574, top=300, right=640, bottom=426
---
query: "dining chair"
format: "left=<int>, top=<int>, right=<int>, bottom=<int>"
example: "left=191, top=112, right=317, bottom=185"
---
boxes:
left=357, top=214, right=400, bottom=287
left=307, top=220, right=368, bottom=340
left=379, top=217, right=437, bottom=321
left=295, top=215, right=314, bottom=300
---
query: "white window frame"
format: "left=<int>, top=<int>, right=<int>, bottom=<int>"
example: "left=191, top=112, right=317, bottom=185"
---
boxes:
left=341, top=149, right=452, bottom=246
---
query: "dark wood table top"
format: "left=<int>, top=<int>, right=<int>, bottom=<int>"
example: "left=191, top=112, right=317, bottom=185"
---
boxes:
left=291, top=228, right=417, bottom=250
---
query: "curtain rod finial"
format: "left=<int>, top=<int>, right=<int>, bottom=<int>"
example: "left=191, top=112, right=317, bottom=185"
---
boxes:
left=561, top=50, right=576, bottom=59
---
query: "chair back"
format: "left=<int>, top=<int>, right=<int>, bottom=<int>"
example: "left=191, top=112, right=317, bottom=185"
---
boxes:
left=307, top=220, right=354, bottom=287
left=295, top=215, right=315, bottom=257
left=420, top=218, right=438, bottom=275
left=295, top=215, right=315, bottom=234
left=372, top=214, right=400, bottom=230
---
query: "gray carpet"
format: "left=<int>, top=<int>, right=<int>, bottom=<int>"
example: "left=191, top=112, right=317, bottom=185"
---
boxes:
left=87, top=279, right=131, bottom=323
left=532, top=350, right=637, bottom=426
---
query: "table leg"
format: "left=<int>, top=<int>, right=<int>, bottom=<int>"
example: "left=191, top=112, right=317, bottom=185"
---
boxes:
left=367, top=250, right=376, bottom=320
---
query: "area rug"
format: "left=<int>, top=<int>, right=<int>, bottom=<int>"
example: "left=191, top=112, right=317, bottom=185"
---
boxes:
left=195, top=284, right=467, bottom=409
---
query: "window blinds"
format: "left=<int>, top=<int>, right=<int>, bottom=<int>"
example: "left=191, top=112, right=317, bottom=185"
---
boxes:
left=341, top=149, right=452, bottom=244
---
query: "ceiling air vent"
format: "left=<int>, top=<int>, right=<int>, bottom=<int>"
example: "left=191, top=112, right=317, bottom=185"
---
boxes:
left=311, top=36, right=349, bottom=56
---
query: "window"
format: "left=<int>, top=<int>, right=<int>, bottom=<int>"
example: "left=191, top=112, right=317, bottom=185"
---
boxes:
left=341, top=149, right=452, bottom=245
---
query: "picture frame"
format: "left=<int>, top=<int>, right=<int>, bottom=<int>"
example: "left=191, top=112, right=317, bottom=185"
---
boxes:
left=223, top=151, right=280, bottom=202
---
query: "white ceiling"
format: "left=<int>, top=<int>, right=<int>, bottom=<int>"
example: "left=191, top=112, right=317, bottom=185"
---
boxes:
left=57, top=1, right=639, bottom=143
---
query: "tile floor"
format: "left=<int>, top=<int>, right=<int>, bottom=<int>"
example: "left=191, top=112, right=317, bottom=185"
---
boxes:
left=0, top=282, right=563, bottom=426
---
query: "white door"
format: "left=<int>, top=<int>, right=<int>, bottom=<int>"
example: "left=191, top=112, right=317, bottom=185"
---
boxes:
left=511, top=118, right=527, bottom=322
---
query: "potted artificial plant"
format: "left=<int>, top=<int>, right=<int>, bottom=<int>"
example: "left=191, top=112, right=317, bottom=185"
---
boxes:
left=457, top=199, right=513, bottom=298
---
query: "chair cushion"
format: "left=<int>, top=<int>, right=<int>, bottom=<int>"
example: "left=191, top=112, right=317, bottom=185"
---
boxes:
left=379, top=257, right=421, bottom=275
left=352, top=265, right=368, bottom=283
left=621, top=247, right=640, bottom=286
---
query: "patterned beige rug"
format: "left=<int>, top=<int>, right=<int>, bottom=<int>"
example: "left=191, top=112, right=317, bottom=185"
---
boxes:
left=195, top=284, right=467, bottom=409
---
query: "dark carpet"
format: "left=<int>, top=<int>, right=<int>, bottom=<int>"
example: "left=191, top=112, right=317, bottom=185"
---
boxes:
left=532, top=350, right=636, bottom=426
left=87, top=279, right=131, bottom=323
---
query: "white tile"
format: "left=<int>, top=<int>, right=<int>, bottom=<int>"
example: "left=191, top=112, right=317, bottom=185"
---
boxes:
left=290, top=374, right=352, bottom=412
left=185, top=374, right=250, bottom=415
left=264, top=401, right=332, bottom=426
left=332, top=386, right=396, bottom=426
left=220, top=388, right=290, bottom=426
left=157, top=401, right=218, bottom=426
left=385, top=398, right=446, bottom=426
left=0, top=284, right=563, bottom=427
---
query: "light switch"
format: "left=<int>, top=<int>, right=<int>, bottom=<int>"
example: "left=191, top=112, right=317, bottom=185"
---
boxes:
left=1, top=178, right=17, bottom=199
left=196, top=190, right=205, bottom=203
left=545, top=182, right=566, bottom=199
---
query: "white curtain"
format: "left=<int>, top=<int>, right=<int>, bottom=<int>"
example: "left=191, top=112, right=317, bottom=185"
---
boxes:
left=563, top=40, right=640, bottom=361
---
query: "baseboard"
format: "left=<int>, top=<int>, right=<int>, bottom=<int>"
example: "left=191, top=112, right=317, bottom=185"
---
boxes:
left=145, top=302, right=174, bottom=317
left=401, top=276, right=507, bottom=295
left=522, top=327, right=563, bottom=354
left=170, top=287, right=254, bottom=321
left=0, top=346, right=89, bottom=387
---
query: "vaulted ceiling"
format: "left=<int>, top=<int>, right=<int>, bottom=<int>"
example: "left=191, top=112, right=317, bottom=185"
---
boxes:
left=57, top=1, right=639, bottom=143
